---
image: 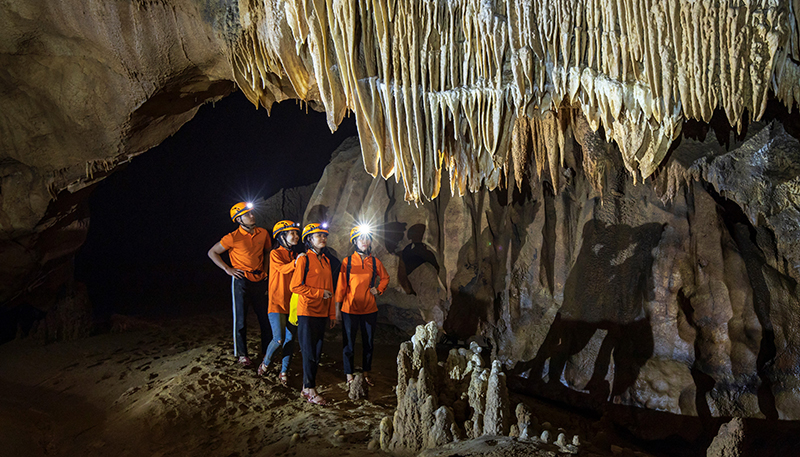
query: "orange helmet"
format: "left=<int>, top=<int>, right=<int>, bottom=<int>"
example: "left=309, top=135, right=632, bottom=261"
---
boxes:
left=349, top=224, right=373, bottom=243
left=230, top=202, right=253, bottom=222
left=302, top=222, right=329, bottom=241
left=273, top=220, right=301, bottom=236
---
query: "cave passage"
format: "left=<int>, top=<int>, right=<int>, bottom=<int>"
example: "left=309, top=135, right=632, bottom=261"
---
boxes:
left=74, top=92, right=357, bottom=321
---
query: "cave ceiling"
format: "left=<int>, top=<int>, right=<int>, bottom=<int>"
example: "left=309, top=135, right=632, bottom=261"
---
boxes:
left=1, top=1, right=798, bottom=207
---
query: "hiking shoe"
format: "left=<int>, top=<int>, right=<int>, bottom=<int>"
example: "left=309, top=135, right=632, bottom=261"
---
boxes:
left=238, top=356, right=252, bottom=367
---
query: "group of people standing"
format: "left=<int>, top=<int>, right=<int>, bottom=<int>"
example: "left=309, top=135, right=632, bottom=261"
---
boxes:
left=207, top=201, right=389, bottom=405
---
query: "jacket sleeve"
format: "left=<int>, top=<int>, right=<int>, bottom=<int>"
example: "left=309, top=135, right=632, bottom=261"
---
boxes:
left=334, top=258, right=348, bottom=303
left=290, top=256, right=323, bottom=299
left=376, top=258, right=390, bottom=294
left=328, top=293, right=336, bottom=319
left=219, top=233, right=233, bottom=250
left=270, top=250, right=296, bottom=274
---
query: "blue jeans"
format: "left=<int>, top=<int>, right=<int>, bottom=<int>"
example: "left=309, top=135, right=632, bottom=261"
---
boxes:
left=341, top=311, right=377, bottom=374
left=262, top=312, right=296, bottom=373
left=231, top=277, right=270, bottom=357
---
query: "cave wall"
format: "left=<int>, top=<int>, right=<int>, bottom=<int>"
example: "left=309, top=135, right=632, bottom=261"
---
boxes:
left=307, top=117, right=800, bottom=422
left=0, top=0, right=237, bottom=305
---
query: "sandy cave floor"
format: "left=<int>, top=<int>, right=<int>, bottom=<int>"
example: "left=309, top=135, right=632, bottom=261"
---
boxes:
left=0, top=310, right=671, bottom=457
left=0, top=311, right=405, bottom=457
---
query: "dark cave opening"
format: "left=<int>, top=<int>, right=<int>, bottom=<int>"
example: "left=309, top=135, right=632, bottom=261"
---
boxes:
left=74, top=91, right=358, bottom=322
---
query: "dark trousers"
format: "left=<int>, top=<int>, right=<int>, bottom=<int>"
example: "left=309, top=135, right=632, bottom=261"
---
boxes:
left=341, top=311, right=377, bottom=374
left=231, top=277, right=270, bottom=357
left=297, top=315, right=327, bottom=388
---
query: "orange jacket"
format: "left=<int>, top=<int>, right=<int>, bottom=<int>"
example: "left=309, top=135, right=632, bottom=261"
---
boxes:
left=290, top=250, right=335, bottom=318
left=268, top=246, right=296, bottom=314
left=219, top=226, right=272, bottom=282
left=335, top=253, right=390, bottom=315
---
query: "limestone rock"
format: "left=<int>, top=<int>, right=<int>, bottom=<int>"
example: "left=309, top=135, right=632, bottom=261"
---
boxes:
left=706, top=418, right=745, bottom=457
left=347, top=374, right=368, bottom=401
left=385, top=323, right=531, bottom=454
left=514, top=403, right=533, bottom=440
left=303, top=127, right=800, bottom=428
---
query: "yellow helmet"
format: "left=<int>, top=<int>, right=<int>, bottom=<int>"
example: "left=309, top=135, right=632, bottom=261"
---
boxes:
left=302, top=222, right=329, bottom=241
left=273, top=220, right=301, bottom=236
left=349, top=224, right=373, bottom=243
left=230, top=202, right=253, bottom=222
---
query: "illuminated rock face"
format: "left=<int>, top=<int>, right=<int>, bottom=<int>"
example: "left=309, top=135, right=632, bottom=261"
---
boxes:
left=0, top=0, right=235, bottom=303
left=235, top=0, right=799, bottom=201
left=309, top=120, right=800, bottom=422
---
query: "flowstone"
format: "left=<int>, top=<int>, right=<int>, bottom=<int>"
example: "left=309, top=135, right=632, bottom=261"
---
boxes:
left=381, top=322, right=582, bottom=455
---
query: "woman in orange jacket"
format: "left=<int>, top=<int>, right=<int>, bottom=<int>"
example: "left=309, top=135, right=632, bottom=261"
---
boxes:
left=335, top=225, right=390, bottom=387
left=258, top=220, right=305, bottom=385
left=290, top=223, right=336, bottom=405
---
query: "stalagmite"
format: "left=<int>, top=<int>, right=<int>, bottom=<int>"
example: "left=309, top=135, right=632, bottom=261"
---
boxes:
left=382, top=323, right=584, bottom=454
left=230, top=0, right=796, bottom=202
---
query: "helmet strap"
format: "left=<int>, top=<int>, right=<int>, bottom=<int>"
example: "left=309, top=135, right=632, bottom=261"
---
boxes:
left=239, top=218, right=255, bottom=231
left=305, top=238, right=319, bottom=254
left=277, top=232, right=289, bottom=249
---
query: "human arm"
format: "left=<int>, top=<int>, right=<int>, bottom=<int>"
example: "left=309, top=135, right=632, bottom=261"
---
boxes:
left=329, top=298, right=337, bottom=328
left=334, top=261, right=348, bottom=303
left=271, top=249, right=298, bottom=274
left=371, top=258, right=390, bottom=295
left=207, top=242, right=244, bottom=279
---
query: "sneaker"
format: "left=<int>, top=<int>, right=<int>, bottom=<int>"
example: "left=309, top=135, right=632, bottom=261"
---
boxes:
left=257, top=362, right=268, bottom=376
left=238, top=356, right=252, bottom=367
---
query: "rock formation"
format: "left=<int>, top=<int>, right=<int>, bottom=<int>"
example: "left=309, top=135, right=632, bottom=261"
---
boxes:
left=383, top=322, right=585, bottom=455
left=1, top=0, right=236, bottom=308
left=303, top=119, right=800, bottom=426
left=2, top=0, right=800, bottom=440
left=235, top=0, right=798, bottom=201
left=706, top=418, right=745, bottom=457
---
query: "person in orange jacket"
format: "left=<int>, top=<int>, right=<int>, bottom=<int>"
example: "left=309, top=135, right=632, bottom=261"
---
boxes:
left=290, top=222, right=336, bottom=405
left=335, top=224, right=390, bottom=387
left=207, top=202, right=272, bottom=367
left=258, top=220, right=305, bottom=385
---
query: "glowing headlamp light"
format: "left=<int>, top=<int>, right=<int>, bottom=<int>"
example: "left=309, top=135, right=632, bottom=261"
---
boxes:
left=357, top=224, right=372, bottom=236
left=246, top=202, right=253, bottom=209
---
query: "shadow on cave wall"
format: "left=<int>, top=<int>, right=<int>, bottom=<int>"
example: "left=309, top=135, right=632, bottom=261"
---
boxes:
left=512, top=220, right=664, bottom=405
left=396, top=224, right=440, bottom=295
left=714, top=191, right=780, bottom=421
left=440, top=184, right=541, bottom=339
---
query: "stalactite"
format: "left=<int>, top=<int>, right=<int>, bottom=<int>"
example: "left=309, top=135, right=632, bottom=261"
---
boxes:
left=230, top=0, right=795, bottom=202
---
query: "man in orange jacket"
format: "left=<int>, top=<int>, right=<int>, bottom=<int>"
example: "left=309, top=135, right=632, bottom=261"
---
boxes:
left=335, top=224, right=389, bottom=387
left=291, top=222, right=335, bottom=405
left=208, top=202, right=272, bottom=367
